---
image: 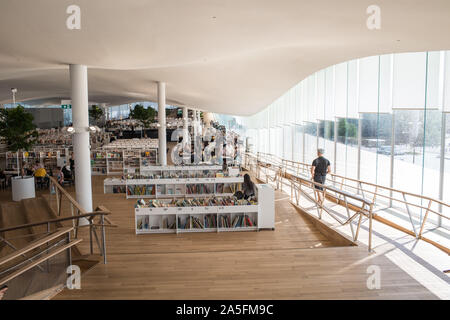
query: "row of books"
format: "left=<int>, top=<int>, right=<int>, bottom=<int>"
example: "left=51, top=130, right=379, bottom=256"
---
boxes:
left=112, top=186, right=126, bottom=193
left=186, top=183, right=214, bottom=194
left=137, top=213, right=255, bottom=230
left=135, top=196, right=256, bottom=208
left=162, top=217, right=176, bottom=229
left=218, top=214, right=256, bottom=228
left=127, top=171, right=225, bottom=180
left=128, top=185, right=185, bottom=196
left=127, top=185, right=156, bottom=196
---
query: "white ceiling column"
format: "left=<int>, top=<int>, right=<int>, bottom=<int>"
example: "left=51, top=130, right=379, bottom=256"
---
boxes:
left=157, top=82, right=167, bottom=166
left=70, top=64, right=93, bottom=216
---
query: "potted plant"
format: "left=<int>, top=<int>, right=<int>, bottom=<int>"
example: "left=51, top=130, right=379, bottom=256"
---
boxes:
left=0, top=105, right=39, bottom=201
left=130, top=104, right=156, bottom=137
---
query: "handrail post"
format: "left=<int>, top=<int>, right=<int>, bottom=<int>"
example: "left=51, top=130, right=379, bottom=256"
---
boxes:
left=55, top=184, right=60, bottom=216
left=89, top=219, right=93, bottom=255
left=418, top=200, right=433, bottom=238
left=46, top=222, right=51, bottom=272
left=368, top=203, right=374, bottom=252
left=101, top=215, right=107, bottom=264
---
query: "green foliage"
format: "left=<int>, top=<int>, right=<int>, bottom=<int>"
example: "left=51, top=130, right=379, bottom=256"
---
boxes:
left=0, top=105, right=38, bottom=153
left=89, top=105, right=104, bottom=125
left=130, top=104, right=156, bottom=128
left=338, top=118, right=357, bottom=139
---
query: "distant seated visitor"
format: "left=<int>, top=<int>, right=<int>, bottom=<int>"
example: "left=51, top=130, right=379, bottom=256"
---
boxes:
left=21, top=162, right=33, bottom=176
left=33, top=161, right=47, bottom=178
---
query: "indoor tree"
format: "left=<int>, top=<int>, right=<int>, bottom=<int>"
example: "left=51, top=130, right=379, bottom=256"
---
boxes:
left=89, top=104, right=104, bottom=126
left=130, top=104, right=156, bottom=137
left=0, top=105, right=39, bottom=176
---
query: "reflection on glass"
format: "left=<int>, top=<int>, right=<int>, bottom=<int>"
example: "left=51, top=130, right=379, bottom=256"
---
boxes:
left=360, top=113, right=392, bottom=187
left=304, top=122, right=317, bottom=164
left=336, top=118, right=359, bottom=178
left=293, top=124, right=304, bottom=163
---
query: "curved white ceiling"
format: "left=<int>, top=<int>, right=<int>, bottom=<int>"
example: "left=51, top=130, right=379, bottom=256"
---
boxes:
left=0, top=0, right=450, bottom=115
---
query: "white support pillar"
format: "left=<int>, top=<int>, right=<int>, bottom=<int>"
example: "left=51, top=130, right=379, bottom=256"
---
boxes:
left=158, top=82, right=167, bottom=165
left=70, top=64, right=93, bottom=214
left=183, top=106, right=189, bottom=149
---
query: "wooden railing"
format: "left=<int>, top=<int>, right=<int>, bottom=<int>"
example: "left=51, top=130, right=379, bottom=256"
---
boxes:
left=0, top=210, right=113, bottom=264
left=243, top=152, right=450, bottom=254
left=0, top=227, right=79, bottom=286
left=48, top=176, right=115, bottom=250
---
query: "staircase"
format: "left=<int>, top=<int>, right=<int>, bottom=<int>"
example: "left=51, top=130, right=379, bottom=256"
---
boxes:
left=0, top=193, right=112, bottom=300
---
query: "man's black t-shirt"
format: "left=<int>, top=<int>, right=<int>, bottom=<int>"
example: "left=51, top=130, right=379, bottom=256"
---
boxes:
left=312, top=156, right=330, bottom=177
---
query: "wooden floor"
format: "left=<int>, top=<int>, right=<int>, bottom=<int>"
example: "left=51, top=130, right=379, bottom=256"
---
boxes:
left=0, top=176, right=439, bottom=299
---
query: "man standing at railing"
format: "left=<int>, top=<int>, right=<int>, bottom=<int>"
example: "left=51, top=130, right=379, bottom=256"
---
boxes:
left=311, top=148, right=331, bottom=203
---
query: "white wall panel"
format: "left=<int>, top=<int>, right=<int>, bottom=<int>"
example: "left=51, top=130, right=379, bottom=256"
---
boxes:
left=379, top=54, right=393, bottom=113
left=445, top=51, right=450, bottom=112
left=393, top=52, right=427, bottom=109
left=324, top=66, right=335, bottom=120
left=335, top=62, right=348, bottom=117
left=358, top=55, right=379, bottom=113
left=316, top=70, right=325, bottom=120
left=426, top=51, right=445, bottom=109
left=347, top=60, right=359, bottom=118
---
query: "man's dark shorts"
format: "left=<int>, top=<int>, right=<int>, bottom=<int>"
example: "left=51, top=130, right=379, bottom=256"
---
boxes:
left=313, top=175, right=326, bottom=190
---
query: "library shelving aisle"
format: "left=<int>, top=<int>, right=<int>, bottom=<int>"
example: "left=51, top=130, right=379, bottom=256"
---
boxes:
left=125, top=165, right=242, bottom=198
left=135, top=184, right=275, bottom=234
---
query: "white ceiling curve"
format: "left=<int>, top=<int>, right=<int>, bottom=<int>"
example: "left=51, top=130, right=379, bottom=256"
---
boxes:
left=0, top=0, right=450, bottom=115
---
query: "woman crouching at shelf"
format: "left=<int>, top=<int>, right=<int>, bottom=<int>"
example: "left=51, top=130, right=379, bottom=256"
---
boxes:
left=242, top=174, right=256, bottom=200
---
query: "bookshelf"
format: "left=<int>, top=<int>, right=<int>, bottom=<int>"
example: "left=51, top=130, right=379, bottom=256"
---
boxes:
left=91, top=150, right=107, bottom=175
left=134, top=184, right=274, bottom=234
left=22, top=151, right=40, bottom=169
left=106, top=151, right=124, bottom=175
left=40, top=150, right=60, bottom=172
left=125, top=165, right=241, bottom=199
left=123, top=149, right=141, bottom=172
left=5, top=152, right=20, bottom=174
left=126, top=176, right=243, bottom=199
left=140, top=149, right=158, bottom=169
left=103, top=177, right=127, bottom=194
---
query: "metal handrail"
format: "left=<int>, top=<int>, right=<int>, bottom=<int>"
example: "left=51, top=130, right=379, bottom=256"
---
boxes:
left=0, top=211, right=110, bottom=233
left=243, top=152, right=450, bottom=253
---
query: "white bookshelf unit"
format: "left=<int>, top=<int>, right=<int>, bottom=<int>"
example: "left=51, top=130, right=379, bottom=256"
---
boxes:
left=5, top=152, right=20, bottom=174
left=126, top=176, right=243, bottom=199
left=91, top=150, right=107, bottom=175
left=125, top=165, right=241, bottom=199
left=134, top=184, right=275, bottom=234
left=103, top=178, right=126, bottom=194
left=106, top=150, right=124, bottom=175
